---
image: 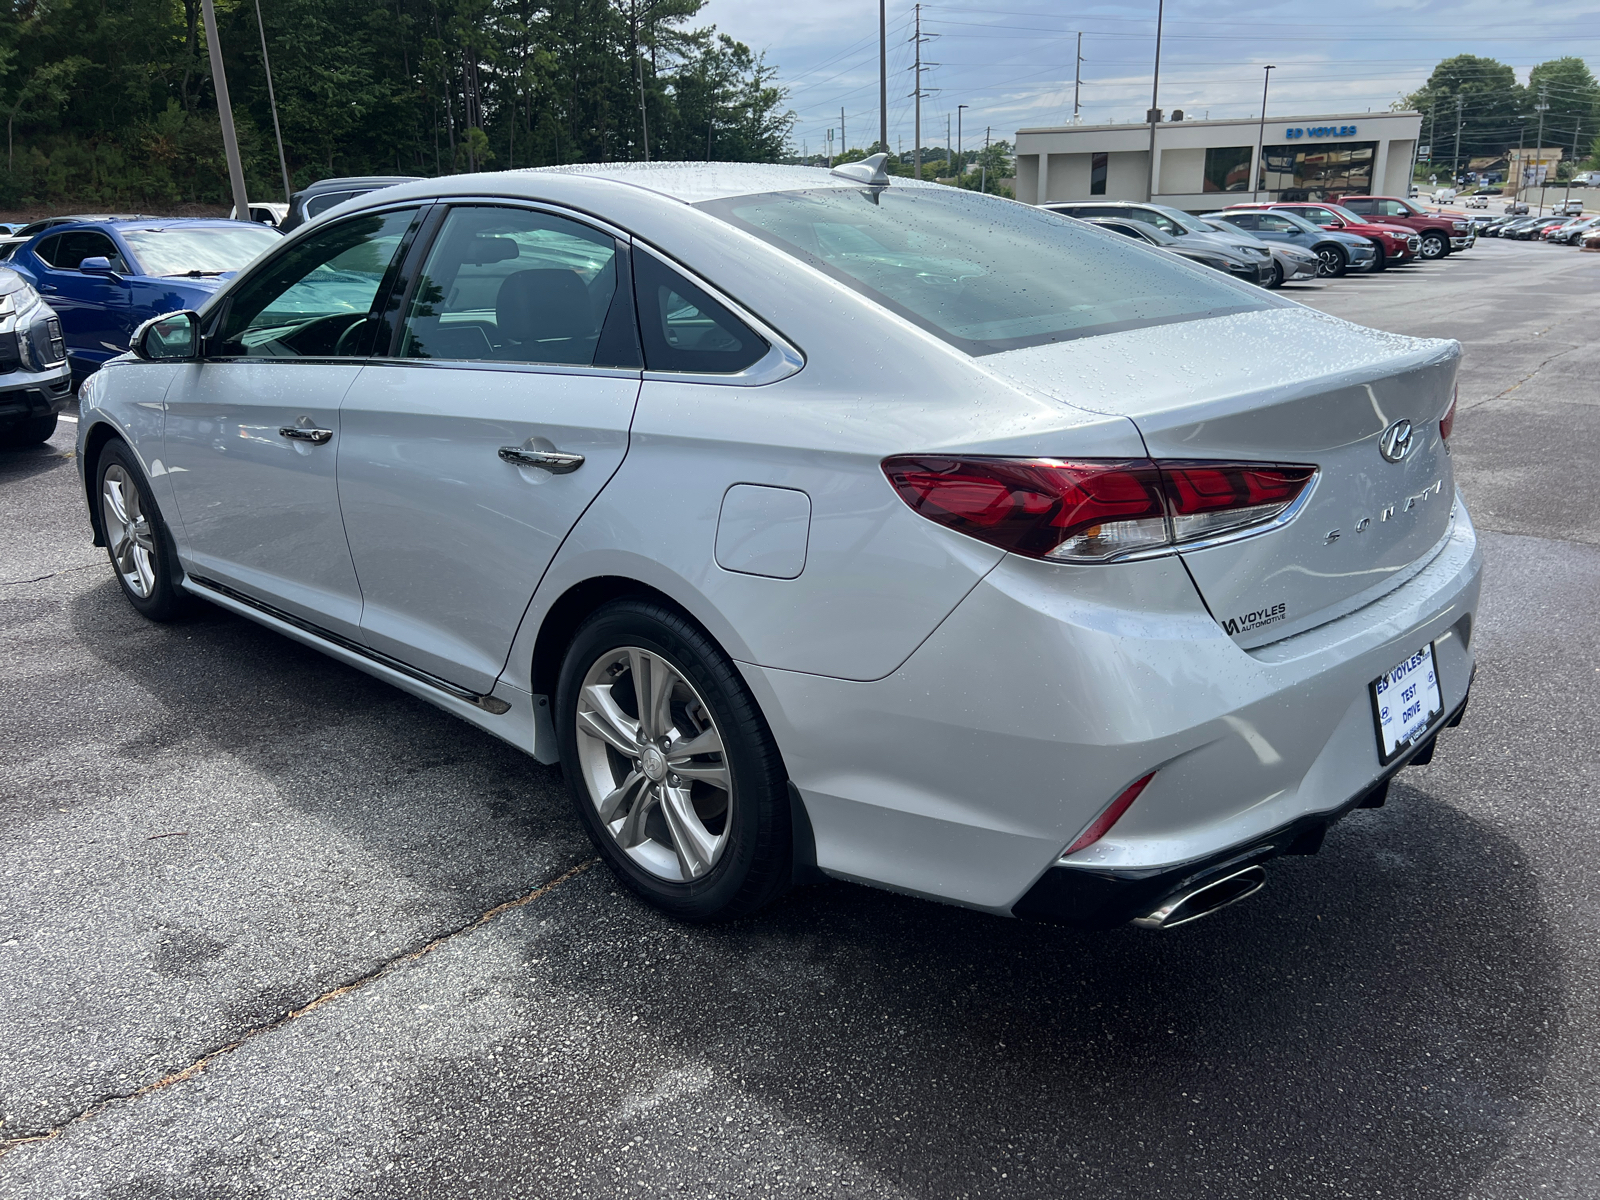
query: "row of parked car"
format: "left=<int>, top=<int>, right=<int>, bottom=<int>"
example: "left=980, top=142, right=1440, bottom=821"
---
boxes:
left=1040, top=193, right=1475, bottom=288
left=1469, top=210, right=1600, bottom=247
left=0, top=177, right=419, bottom=445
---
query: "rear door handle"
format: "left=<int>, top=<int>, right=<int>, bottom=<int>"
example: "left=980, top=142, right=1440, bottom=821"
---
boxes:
left=279, top=426, right=333, bottom=445
left=499, top=446, right=584, bottom=474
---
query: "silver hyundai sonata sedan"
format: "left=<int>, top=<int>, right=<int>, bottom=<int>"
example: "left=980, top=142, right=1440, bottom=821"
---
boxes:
left=77, top=157, right=1479, bottom=930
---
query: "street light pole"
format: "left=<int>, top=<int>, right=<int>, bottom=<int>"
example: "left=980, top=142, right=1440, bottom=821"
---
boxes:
left=957, top=103, right=967, bottom=179
left=200, top=0, right=249, bottom=221
left=1254, top=65, right=1275, bottom=203
left=879, top=0, right=888, bottom=153
left=1144, top=0, right=1164, bottom=202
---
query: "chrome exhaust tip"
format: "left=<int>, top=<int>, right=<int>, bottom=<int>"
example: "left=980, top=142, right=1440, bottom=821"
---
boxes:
left=1132, top=865, right=1267, bottom=930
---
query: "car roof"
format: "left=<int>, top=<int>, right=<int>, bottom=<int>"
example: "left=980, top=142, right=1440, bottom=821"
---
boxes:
left=37, top=217, right=259, bottom=234
left=292, top=175, right=423, bottom=197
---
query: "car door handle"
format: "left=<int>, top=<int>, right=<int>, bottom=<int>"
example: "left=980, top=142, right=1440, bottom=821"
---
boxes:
left=498, top=446, right=584, bottom=473
left=279, top=426, right=333, bottom=445
left=40, top=284, right=58, bottom=293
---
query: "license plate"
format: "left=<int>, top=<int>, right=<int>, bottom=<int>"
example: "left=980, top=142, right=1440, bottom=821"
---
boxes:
left=1370, top=643, right=1444, bottom=764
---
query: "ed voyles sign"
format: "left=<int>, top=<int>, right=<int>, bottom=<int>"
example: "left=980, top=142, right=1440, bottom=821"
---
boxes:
left=1284, top=125, right=1358, bottom=139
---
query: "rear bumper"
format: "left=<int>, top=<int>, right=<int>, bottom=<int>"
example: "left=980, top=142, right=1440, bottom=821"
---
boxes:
left=1014, top=682, right=1472, bottom=928
left=746, top=499, right=1482, bottom=916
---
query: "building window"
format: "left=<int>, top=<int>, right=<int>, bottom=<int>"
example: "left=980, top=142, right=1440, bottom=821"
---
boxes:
left=1203, top=146, right=1255, bottom=193
left=1090, top=152, right=1108, bottom=195
left=1259, top=141, right=1377, bottom=201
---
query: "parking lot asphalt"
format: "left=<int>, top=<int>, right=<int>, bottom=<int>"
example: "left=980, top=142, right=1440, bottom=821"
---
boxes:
left=2, top=238, right=1597, bottom=1199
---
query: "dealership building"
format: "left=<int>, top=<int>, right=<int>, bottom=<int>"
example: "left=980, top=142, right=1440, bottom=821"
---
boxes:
left=1014, top=111, right=1423, bottom=210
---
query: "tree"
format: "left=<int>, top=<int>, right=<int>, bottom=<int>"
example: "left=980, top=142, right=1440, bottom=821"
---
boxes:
left=1404, top=55, right=1523, bottom=163
left=1526, top=57, right=1600, bottom=164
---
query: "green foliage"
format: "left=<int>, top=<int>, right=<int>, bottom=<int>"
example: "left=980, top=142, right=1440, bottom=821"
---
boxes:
left=1403, top=54, right=1600, bottom=164
left=0, top=0, right=794, bottom=208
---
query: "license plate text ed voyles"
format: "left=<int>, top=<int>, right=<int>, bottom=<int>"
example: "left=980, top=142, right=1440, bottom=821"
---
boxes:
left=1370, top=643, right=1444, bottom=764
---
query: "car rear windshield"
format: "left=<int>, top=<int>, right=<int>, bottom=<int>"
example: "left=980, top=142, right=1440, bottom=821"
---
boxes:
left=122, top=225, right=283, bottom=277
left=696, top=187, right=1275, bottom=354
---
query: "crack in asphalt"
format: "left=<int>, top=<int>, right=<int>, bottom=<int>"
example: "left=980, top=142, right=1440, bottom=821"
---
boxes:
left=0, top=857, right=598, bottom=1163
left=1, top=564, right=95, bottom=587
left=1462, top=338, right=1584, bottom=413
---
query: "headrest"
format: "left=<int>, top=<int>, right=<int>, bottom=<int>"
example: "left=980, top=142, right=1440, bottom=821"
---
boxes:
left=496, top=269, right=594, bottom=344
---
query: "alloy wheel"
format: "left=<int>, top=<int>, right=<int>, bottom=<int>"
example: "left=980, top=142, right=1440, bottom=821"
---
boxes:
left=1419, top=233, right=1447, bottom=259
left=574, top=645, right=733, bottom=882
left=101, top=464, right=157, bottom=598
left=1316, top=247, right=1344, bottom=277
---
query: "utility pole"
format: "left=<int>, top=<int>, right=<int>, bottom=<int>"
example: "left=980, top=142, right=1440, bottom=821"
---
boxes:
left=200, top=0, right=249, bottom=221
left=1451, top=92, right=1464, bottom=184
left=841, top=107, right=846, bottom=156
left=1072, top=32, right=1083, bottom=124
left=981, top=125, right=990, bottom=194
left=631, top=0, right=665, bottom=161
left=957, top=103, right=968, bottom=178
left=879, top=0, right=888, bottom=153
left=1145, top=0, right=1165, bottom=202
left=1253, top=65, right=1275, bottom=203
left=946, top=112, right=951, bottom=177
left=1564, top=116, right=1582, bottom=210
left=1428, top=102, right=1437, bottom=173
left=1535, top=83, right=1549, bottom=216
left=253, top=0, right=292, bottom=205
left=909, top=4, right=939, bottom=180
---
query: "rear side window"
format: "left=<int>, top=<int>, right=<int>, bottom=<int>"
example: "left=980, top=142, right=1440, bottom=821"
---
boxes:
left=33, top=234, right=61, bottom=266
left=305, top=191, right=361, bottom=220
left=700, top=187, right=1273, bottom=355
left=633, top=251, right=767, bottom=374
left=1341, top=198, right=1374, bottom=214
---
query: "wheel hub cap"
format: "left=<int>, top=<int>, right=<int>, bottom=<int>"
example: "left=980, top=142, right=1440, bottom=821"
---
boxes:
left=573, top=646, right=733, bottom=883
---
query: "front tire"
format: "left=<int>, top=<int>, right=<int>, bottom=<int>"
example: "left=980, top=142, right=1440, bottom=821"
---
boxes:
left=0, top=414, right=58, bottom=446
left=556, top=598, right=793, bottom=921
left=1371, top=246, right=1388, bottom=272
left=1420, top=231, right=1449, bottom=259
left=96, top=439, right=191, bottom=622
left=1315, top=245, right=1348, bottom=278
left=1267, top=261, right=1284, bottom=288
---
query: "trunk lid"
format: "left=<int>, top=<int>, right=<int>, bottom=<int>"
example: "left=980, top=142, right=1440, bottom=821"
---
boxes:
left=979, top=306, right=1460, bottom=645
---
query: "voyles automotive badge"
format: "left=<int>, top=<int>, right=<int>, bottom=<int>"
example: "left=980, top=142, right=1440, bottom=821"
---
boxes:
left=1378, top=419, right=1414, bottom=463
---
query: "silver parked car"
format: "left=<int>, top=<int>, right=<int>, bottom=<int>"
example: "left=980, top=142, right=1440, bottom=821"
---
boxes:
left=76, top=158, right=1480, bottom=930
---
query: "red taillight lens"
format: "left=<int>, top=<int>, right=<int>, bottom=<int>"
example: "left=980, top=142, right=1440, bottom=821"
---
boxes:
left=1440, top=386, right=1457, bottom=441
left=1065, top=773, right=1155, bottom=855
left=882, top=456, right=1316, bottom=562
left=880, top=457, right=1169, bottom=561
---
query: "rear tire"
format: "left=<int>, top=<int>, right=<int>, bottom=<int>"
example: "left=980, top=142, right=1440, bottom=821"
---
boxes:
left=1315, top=245, right=1348, bottom=278
left=95, top=439, right=192, bottom=622
left=0, top=414, right=58, bottom=447
left=556, top=598, right=793, bottom=922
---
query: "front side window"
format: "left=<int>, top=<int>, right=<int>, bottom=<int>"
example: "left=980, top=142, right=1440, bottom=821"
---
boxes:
left=214, top=207, right=417, bottom=358
left=399, top=206, right=624, bottom=366
left=1090, top=152, right=1109, bottom=196
left=45, top=231, right=128, bottom=272
left=122, top=225, right=280, bottom=277
left=700, top=186, right=1274, bottom=355
left=1127, top=208, right=1183, bottom=236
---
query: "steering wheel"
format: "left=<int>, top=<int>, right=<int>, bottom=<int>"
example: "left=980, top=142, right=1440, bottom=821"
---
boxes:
left=332, top=315, right=371, bottom=357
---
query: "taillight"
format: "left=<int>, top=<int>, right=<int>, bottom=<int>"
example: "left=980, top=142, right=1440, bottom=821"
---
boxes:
left=1065, top=773, right=1155, bottom=855
left=1440, top=385, right=1457, bottom=441
left=882, top=456, right=1316, bottom=563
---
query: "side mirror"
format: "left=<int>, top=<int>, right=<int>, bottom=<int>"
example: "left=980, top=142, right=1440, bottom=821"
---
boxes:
left=80, top=256, right=123, bottom=279
left=131, top=310, right=201, bottom=361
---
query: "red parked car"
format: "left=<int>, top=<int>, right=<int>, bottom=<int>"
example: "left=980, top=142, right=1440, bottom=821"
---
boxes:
left=1334, top=195, right=1474, bottom=260
left=1226, top=202, right=1421, bottom=271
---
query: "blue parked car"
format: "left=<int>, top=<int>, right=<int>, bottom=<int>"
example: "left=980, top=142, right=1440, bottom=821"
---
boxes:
left=1207, top=209, right=1377, bottom=278
left=6, top=218, right=282, bottom=381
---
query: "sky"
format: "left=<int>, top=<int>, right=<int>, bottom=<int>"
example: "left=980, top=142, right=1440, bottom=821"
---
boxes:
left=699, top=0, right=1600, bottom=157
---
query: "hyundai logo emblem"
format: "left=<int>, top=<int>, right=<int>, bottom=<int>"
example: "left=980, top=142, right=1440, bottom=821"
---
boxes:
left=1379, top=419, right=1414, bottom=463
